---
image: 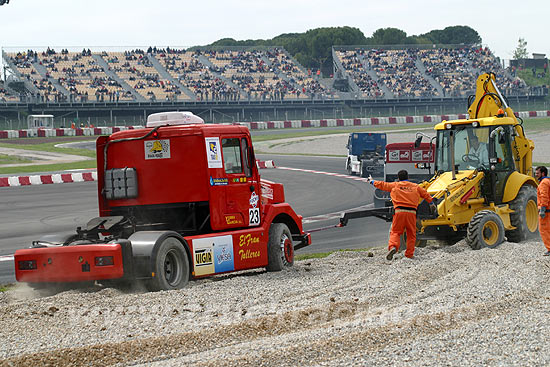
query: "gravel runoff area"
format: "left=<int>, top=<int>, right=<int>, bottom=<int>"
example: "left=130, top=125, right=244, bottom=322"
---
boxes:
left=1, top=240, right=550, bottom=366
left=2, top=126, right=550, bottom=366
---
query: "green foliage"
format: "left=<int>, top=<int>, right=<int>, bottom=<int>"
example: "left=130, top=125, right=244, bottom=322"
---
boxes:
left=415, top=26, right=481, bottom=45
left=513, top=37, right=529, bottom=60
left=0, top=284, right=13, bottom=292
left=368, top=27, right=408, bottom=45
left=517, top=67, right=550, bottom=87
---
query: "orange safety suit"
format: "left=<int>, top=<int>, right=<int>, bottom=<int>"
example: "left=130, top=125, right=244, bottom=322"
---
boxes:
left=373, top=180, right=433, bottom=258
left=538, top=176, right=550, bottom=251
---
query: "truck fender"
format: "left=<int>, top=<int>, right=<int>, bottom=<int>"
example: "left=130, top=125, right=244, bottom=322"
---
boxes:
left=502, top=171, right=538, bottom=203
left=127, top=231, right=190, bottom=280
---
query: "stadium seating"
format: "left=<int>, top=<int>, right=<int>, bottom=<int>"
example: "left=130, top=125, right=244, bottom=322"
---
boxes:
left=334, top=46, right=527, bottom=99
left=3, top=45, right=529, bottom=102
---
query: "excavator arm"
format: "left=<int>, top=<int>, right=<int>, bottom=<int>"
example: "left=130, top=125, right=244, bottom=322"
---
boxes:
left=468, top=73, right=534, bottom=176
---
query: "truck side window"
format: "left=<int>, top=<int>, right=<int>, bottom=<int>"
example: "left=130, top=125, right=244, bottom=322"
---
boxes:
left=222, top=138, right=242, bottom=174
left=241, top=138, right=252, bottom=177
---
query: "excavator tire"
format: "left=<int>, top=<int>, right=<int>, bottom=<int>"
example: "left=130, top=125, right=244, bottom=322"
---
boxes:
left=506, top=185, right=539, bottom=242
left=466, top=210, right=505, bottom=250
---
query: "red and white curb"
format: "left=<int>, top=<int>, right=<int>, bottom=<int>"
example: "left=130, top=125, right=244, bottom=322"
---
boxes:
left=0, top=255, right=14, bottom=262
left=0, top=171, right=97, bottom=187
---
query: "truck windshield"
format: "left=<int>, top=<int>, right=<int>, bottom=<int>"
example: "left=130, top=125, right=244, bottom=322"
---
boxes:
left=436, top=126, right=491, bottom=171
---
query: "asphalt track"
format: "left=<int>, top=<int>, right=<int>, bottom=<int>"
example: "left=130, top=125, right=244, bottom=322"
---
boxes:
left=0, top=154, right=392, bottom=284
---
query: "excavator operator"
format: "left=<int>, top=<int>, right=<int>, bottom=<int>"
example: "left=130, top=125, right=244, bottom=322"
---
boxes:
left=368, top=169, right=435, bottom=260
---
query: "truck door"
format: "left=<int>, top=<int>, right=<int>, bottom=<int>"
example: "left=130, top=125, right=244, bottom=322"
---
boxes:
left=220, top=136, right=260, bottom=228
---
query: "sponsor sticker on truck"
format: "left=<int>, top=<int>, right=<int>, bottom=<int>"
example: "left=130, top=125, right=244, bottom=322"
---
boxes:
left=192, top=235, right=234, bottom=275
left=144, top=139, right=171, bottom=160
left=205, top=137, right=223, bottom=168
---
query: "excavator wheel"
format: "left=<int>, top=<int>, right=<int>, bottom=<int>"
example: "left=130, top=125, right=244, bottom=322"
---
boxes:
left=466, top=210, right=505, bottom=250
left=506, top=185, right=539, bottom=242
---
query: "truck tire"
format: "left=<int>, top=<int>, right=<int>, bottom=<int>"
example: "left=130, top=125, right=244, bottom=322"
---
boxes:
left=147, top=237, right=189, bottom=291
left=466, top=210, right=505, bottom=250
left=506, top=185, right=539, bottom=242
left=267, top=223, right=294, bottom=271
left=346, top=160, right=355, bottom=176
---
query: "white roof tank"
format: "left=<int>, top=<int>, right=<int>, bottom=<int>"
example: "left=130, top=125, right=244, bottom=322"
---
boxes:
left=146, top=111, right=204, bottom=127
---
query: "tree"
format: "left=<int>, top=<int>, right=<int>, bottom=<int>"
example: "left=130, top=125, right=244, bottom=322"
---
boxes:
left=419, top=26, right=481, bottom=45
left=513, top=37, right=528, bottom=60
left=369, top=28, right=408, bottom=45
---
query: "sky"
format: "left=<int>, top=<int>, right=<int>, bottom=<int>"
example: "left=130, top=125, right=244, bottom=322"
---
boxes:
left=0, top=0, right=547, bottom=74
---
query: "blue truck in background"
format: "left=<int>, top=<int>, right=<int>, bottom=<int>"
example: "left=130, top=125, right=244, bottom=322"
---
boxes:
left=345, top=132, right=386, bottom=178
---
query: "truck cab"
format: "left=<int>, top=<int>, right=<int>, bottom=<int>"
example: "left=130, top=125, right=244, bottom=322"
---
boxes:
left=346, top=132, right=386, bottom=178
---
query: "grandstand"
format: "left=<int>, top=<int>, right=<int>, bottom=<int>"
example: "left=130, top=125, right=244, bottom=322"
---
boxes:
left=0, top=45, right=545, bottom=127
left=332, top=45, right=529, bottom=99
left=2, top=45, right=535, bottom=103
left=2, top=47, right=337, bottom=103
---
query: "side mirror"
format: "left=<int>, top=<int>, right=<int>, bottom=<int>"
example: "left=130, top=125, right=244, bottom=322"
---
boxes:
left=414, top=136, right=423, bottom=149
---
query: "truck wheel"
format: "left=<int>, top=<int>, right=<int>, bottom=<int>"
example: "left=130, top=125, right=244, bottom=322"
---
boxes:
left=267, top=223, right=294, bottom=271
left=466, top=210, right=505, bottom=250
left=506, top=185, right=539, bottom=242
left=346, top=160, right=354, bottom=176
left=148, top=237, right=189, bottom=291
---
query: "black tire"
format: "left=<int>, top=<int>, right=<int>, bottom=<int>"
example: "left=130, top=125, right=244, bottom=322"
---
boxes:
left=346, top=159, right=356, bottom=176
left=466, top=210, right=505, bottom=250
left=506, top=185, right=539, bottom=242
left=267, top=223, right=294, bottom=272
left=399, top=231, right=427, bottom=250
left=398, top=219, right=427, bottom=250
left=147, top=237, right=189, bottom=291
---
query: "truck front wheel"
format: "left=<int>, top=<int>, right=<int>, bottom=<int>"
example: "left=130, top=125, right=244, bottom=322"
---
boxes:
left=267, top=223, right=294, bottom=271
left=148, top=237, right=189, bottom=291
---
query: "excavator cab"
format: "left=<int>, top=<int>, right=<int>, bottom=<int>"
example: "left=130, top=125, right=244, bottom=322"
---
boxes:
left=434, top=123, right=516, bottom=204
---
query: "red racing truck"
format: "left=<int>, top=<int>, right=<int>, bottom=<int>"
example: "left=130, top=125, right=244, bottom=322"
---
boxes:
left=14, top=112, right=311, bottom=291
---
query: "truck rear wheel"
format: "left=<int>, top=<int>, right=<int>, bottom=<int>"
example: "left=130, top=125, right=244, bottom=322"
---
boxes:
left=506, top=185, right=539, bottom=242
left=466, top=210, right=505, bottom=250
left=147, top=237, right=189, bottom=291
left=267, top=223, right=294, bottom=271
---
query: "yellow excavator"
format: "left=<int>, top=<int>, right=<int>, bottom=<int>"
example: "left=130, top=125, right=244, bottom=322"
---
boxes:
left=340, top=72, right=539, bottom=249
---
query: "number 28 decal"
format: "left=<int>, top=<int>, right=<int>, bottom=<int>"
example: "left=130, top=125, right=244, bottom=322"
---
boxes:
left=249, top=208, right=260, bottom=226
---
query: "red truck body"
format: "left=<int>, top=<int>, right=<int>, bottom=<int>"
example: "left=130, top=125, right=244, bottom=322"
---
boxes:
left=14, top=112, right=310, bottom=290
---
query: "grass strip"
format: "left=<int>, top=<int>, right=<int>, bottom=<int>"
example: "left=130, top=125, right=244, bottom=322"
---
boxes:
left=0, top=141, right=95, bottom=157
left=0, top=154, right=33, bottom=165
left=295, top=248, right=373, bottom=261
left=0, top=160, right=96, bottom=175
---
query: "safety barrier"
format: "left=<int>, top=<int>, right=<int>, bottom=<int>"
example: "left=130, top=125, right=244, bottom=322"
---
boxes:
left=1, top=110, right=549, bottom=138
